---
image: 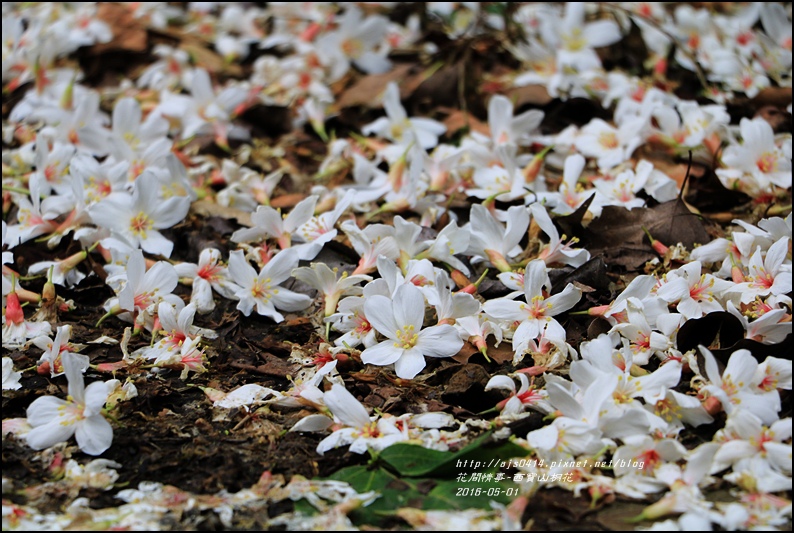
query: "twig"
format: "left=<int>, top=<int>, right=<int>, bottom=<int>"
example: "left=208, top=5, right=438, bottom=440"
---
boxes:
left=678, top=150, right=693, bottom=201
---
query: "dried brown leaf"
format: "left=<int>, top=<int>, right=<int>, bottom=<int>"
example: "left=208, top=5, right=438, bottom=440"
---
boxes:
left=441, top=108, right=489, bottom=136
left=580, top=199, right=710, bottom=270
left=336, top=64, right=416, bottom=108
left=89, top=3, right=148, bottom=54
left=505, top=84, right=553, bottom=107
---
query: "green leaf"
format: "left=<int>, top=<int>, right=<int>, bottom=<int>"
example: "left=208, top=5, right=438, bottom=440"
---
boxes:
left=328, top=465, right=393, bottom=493
left=327, top=463, right=520, bottom=528
left=326, top=437, right=528, bottom=528
left=376, top=445, right=450, bottom=477
left=429, top=478, right=518, bottom=509
left=380, top=432, right=529, bottom=477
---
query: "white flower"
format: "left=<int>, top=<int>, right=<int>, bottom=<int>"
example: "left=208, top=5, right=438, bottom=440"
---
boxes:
left=174, top=248, right=241, bottom=313
left=108, top=97, right=170, bottom=168
left=361, top=82, right=446, bottom=149
left=643, top=388, right=714, bottom=432
left=341, top=220, right=399, bottom=275
left=228, top=249, right=311, bottom=322
left=530, top=203, right=590, bottom=267
left=329, top=295, right=378, bottom=349
left=2, top=357, right=22, bottom=390
left=483, top=259, right=581, bottom=355
left=634, top=443, right=720, bottom=521
left=753, top=356, right=792, bottom=393
left=542, top=3, right=622, bottom=72
left=157, top=68, right=249, bottom=148
left=25, top=351, right=113, bottom=455
left=656, top=261, right=736, bottom=320
left=713, top=409, right=792, bottom=476
left=612, top=434, right=687, bottom=477
left=89, top=172, right=191, bottom=258
left=698, top=347, right=781, bottom=425
left=103, top=249, right=182, bottom=328
left=539, top=153, right=606, bottom=217
left=465, top=204, right=529, bottom=272
left=726, top=301, right=791, bottom=345
left=230, top=195, right=317, bottom=248
left=419, top=219, right=471, bottom=275
left=360, top=284, right=463, bottom=379
left=32, top=324, right=84, bottom=377
left=717, top=117, right=792, bottom=196
left=3, top=282, right=53, bottom=348
left=314, top=6, right=392, bottom=81
left=292, top=263, right=371, bottom=318
left=732, top=237, right=792, bottom=304
left=487, top=94, right=543, bottom=147
left=485, top=373, right=552, bottom=416
left=429, top=270, right=480, bottom=324
left=526, top=373, right=617, bottom=456
left=316, top=383, right=407, bottom=455
left=574, top=117, right=647, bottom=170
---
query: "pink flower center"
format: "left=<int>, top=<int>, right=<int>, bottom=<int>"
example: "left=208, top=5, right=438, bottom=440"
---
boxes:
left=197, top=263, right=221, bottom=281
left=749, top=269, right=774, bottom=290
left=129, top=212, right=153, bottom=237
left=689, top=275, right=713, bottom=301
left=758, top=374, right=778, bottom=392
left=517, top=387, right=543, bottom=405
left=524, top=295, right=551, bottom=319
left=134, top=291, right=155, bottom=309
left=410, top=275, right=430, bottom=287
left=638, top=449, right=661, bottom=472
left=354, top=313, right=372, bottom=335
left=756, top=152, right=777, bottom=173
left=736, top=31, right=753, bottom=46
left=598, top=131, right=619, bottom=150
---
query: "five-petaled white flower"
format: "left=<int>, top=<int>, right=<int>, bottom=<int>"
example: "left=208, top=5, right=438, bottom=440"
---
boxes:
left=483, top=259, right=581, bottom=355
left=25, top=351, right=113, bottom=455
left=361, top=82, right=446, bottom=149
left=315, top=382, right=407, bottom=455
left=360, top=284, right=463, bottom=379
left=89, top=171, right=191, bottom=258
left=228, top=249, right=311, bottom=322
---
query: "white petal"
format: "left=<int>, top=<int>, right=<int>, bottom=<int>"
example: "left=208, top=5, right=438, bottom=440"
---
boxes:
left=485, top=375, right=517, bottom=393
left=26, top=396, right=68, bottom=427
left=25, top=421, right=76, bottom=451
left=524, top=260, right=549, bottom=299
left=284, top=196, right=318, bottom=233
left=262, top=248, right=300, bottom=285
left=527, top=424, right=559, bottom=451
left=324, top=383, right=371, bottom=428
left=75, top=415, right=114, bottom=455
left=361, top=340, right=402, bottom=366
left=409, top=412, right=455, bottom=429
left=290, top=414, right=334, bottom=433
left=317, top=428, right=355, bottom=455
left=83, top=381, right=111, bottom=417
left=417, top=325, right=463, bottom=358
left=393, top=284, right=426, bottom=331
left=140, top=230, right=175, bottom=257
left=364, top=295, right=398, bottom=337
left=271, top=288, right=312, bottom=312
left=393, top=348, right=426, bottom=379
left=724, top=350, right=758, bottom=383
left=546, top=284, right=582, bottom=315
left=228, top=250, right=256, bottom=288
